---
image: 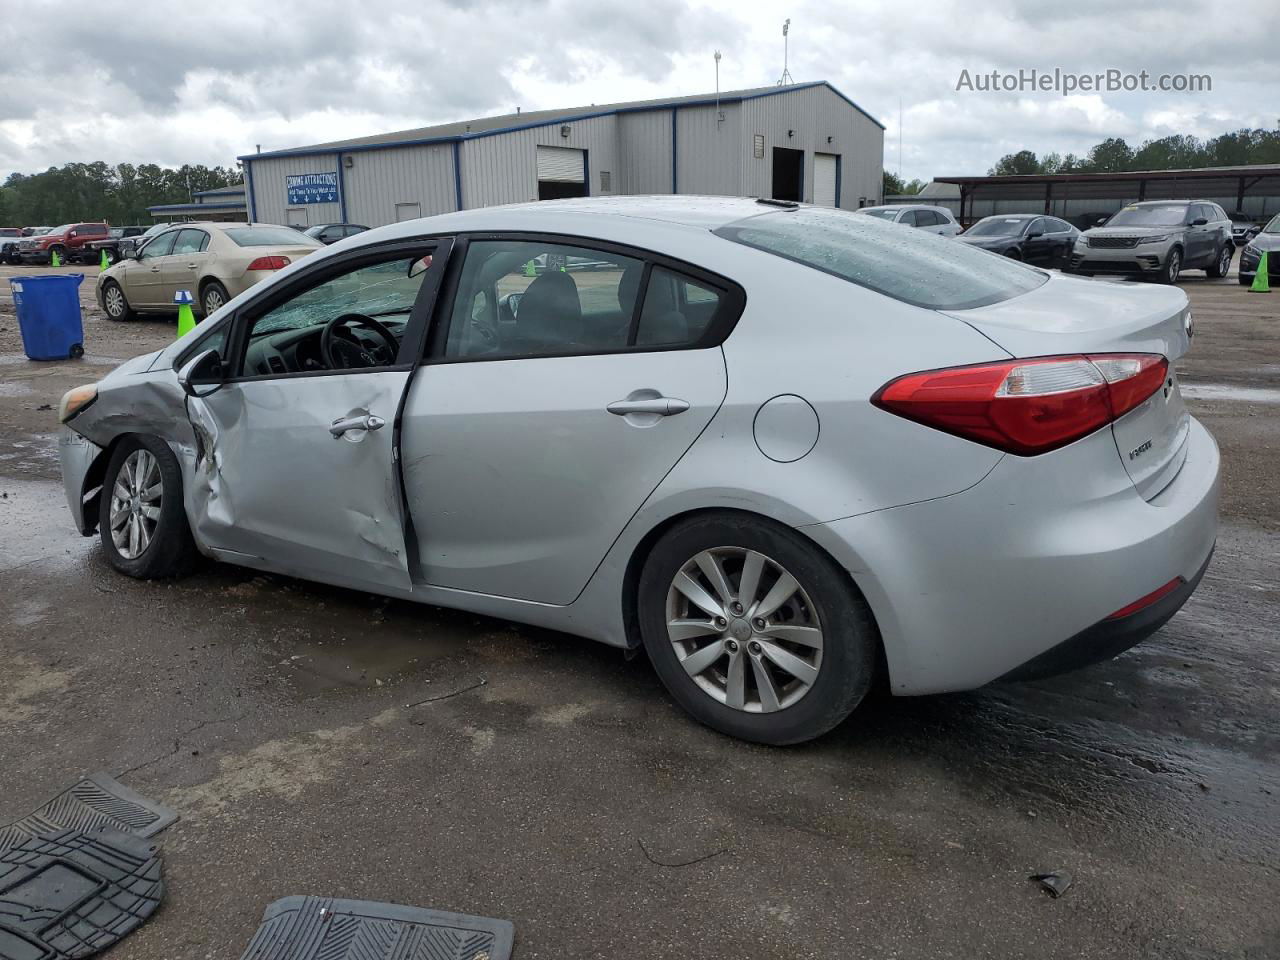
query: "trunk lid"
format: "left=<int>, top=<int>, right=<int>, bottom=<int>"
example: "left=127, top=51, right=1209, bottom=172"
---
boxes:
left=943, top=273, right=1193, bottom=499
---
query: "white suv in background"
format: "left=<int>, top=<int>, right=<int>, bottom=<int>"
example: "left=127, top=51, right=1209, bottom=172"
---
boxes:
left=855, top=204, right=962, bottom=237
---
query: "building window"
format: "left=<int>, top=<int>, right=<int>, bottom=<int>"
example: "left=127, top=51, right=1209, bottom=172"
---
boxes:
left=753, top=134, right=765, bottom=159
left=395, top=202, right=422, bottom=222
left=286, top=207, right=309, bottom=228
left=600, top=170, right=612, bottom=192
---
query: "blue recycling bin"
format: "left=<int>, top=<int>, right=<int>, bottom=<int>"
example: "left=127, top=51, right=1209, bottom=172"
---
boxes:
left=9, top=274, right=85, bottom=360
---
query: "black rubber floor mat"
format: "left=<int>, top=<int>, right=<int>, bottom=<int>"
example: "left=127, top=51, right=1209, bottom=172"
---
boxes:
left=238, top=896, right=514, bottom=960
left=0, top=774, right=177, bottom=854
left=0, top=827, right=163, bottom=959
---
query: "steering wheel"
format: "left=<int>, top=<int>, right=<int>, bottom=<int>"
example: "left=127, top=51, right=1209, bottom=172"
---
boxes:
left=320, top=313, right=400, bottom=370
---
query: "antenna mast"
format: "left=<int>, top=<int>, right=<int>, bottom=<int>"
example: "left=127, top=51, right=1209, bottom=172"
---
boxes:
left=714, top=50, right=724, bottom=122
left=777, top=19, right=794, bottom=85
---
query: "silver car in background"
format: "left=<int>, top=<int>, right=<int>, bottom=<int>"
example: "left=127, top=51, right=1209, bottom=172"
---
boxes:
left=57, top=197, right=1218, bottom=744
left=1070, top=199, right=1234, bottom=283
left=855, top=204, right=962, bottom=236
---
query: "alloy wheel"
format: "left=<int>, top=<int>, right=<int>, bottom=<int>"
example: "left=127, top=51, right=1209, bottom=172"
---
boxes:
left=665, top=547, right=824, bottom=713
left=105, top=284, right=125, bottom=318
left=1218, top=246, right=1230, bottom=274
left=203, top=287, right=224, bottom=315
left=1168, top=250, right=1181, bottom=282
left=109, top=449, right=162, bottom=560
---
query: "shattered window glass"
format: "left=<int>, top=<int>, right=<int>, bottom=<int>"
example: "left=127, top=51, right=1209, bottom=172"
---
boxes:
left=716, top=206, right=1047, bottom=310
left=252, top=259, right=427, bottom=336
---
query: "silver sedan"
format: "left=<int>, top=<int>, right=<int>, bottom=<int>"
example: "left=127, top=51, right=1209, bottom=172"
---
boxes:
left=58, top=197, right=1219, bottom=744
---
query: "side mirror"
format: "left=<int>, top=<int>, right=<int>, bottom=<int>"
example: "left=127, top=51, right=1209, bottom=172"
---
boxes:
left=1026, top=229, right=1044, bottom=239
left=177, top=349, right=225, bottom=398
left=1192, top=217, right=1208, bottom=226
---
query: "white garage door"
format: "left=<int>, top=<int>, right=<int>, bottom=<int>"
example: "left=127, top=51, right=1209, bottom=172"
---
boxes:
left=536, top=146, right=586, bottom=182
left=813, top=154, right=838, bottom=207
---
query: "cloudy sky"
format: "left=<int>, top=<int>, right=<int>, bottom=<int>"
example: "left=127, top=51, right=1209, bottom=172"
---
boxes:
left=1, top=0, right=1276, bottom=183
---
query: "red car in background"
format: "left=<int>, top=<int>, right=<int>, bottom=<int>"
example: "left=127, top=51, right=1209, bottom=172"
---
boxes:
left=16, top=222, right=110, bottom=265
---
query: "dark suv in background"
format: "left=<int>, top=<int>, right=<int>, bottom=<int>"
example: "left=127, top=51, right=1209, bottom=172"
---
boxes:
left=1069, top=200, right=1234, bottom=283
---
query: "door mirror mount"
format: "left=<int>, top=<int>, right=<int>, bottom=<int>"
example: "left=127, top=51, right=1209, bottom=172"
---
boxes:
left=177, top=349, right=225, bottom=398
left=1192, top=217, right=1208, bottom=226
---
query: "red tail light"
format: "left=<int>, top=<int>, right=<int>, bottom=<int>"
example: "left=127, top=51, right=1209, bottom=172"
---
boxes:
left=1106, top=576, right=1184, bottom=619
left=872, top=353, right=1169, bottom=455
left=246, top=255, right=290, bottom=271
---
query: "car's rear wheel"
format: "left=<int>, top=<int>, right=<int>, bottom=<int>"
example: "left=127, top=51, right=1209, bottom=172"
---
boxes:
left=1004, top=248, right=1022, bottom=261
left=1159, top=248, right=1182, bottom=284
left=638, top=512, right=877, bottom=745
left=99, top=435, right=199, bottom=579
left=102, top=280, right=135, bottom=322
left=1206, top=243, right=1231, bottom=278
left=201, top=280, right=229, bottom=318
left=103, top=247, right=118, bottom=265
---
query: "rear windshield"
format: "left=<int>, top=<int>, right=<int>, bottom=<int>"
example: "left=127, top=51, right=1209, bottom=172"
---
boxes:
left=716, top=206, right=1047, bottom=310
left=1107, top=205, right=1188, bottom=227
left=223, top=226, right=316, bottom=247
left=856, top=208, right=900, bottom=221
left=966, top=218, right=1027, bottom=237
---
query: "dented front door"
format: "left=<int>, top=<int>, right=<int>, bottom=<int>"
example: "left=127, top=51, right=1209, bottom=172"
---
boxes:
left=186, top=370, right=412, bottom=591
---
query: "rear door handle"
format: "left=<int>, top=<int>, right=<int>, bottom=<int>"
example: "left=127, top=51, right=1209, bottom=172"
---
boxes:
left=607, top=397, right=690, bottom=417
left=331, top=413, right=386, bottom=437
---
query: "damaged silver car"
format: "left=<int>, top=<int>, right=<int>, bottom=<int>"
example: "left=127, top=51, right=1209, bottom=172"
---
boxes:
left=59, top=197, right=1218, bottom=745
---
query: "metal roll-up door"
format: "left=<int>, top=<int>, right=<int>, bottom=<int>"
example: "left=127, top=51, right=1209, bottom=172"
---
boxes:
left=813, top=154, right=838, bottom=207
left=536, top=146, right=586, bottom=183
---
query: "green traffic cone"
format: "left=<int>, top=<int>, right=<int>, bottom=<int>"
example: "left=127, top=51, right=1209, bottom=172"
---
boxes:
left=50, top=249, right=61, bottom=267
left=523, top=260, right=536, bottom=277
left=99, top=249, right=109, bottom=272
left=175, top=290, right=196, bottom=338
left=1250, top=251, right=1271, bottom=293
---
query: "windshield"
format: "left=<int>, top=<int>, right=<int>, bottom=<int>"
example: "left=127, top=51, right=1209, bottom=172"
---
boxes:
left=856, top=208, right=901, bottom=221
left=141, top=223, right=171, bottom=237
left=303, top=225, right=324, bottom=238
left=225, top=226, right=317, bottom=247
left=1263, top=215, right=1280, bottom=236
left=48, top=224, right=74, bottom=234
left=1106, top=205, right=1188, bottom=227
left=252, top=258, right=422, bottom=336
left=717, top=206, right=1047, bottom=310
left=966, top=218, right=1028, bottom=237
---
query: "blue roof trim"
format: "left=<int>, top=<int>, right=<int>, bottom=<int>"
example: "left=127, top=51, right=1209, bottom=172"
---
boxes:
left=146, top=201, right=247, bottom=212
left=238, top=81, right=884, bottom=163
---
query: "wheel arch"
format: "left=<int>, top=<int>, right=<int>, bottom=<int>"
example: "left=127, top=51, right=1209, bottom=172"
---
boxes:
left=76, top=432, right=139, bottom=534
left=620, top=506, right=888, bottom=682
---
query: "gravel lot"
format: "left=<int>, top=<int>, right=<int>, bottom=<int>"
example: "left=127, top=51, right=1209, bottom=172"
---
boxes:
left=1, top=261, right=1276, bottom=958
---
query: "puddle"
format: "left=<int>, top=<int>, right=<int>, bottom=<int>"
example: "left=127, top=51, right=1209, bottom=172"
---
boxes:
left=276, top=632, right=468, bottom=693
left=0, top=479, right=93, bottom=573
left=1180, top=382, right=1280, bottom=404
left=0, top=380, right=33, bottom=397
left=0, top=433, right=60, bottom=479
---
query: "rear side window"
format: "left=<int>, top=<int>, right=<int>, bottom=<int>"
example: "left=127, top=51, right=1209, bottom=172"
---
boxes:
left=716, top=206, right=1047, bottom=310
left=635, top=268, right=720, bottom=346
left=224, top=226, right=314, bottom=247
left=899, top=210, right=919, bottom=226
left=171, top=229, right=209, bottom=255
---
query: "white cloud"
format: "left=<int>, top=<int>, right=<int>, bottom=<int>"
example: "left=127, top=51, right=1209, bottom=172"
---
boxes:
left=1, top=0, right=1276, bottom=182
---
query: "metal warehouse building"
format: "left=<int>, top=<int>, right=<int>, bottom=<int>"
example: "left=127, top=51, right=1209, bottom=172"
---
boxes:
left=240, top=81, right=885, bottom=229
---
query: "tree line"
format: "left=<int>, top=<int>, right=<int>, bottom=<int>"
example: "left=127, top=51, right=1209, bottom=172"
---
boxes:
left=987, top=124, right=1280, bottom=177
left=0, top=162, right=241, bottom=227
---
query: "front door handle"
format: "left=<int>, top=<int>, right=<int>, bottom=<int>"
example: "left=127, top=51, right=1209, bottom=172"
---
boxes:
left=607, top=397, right=690, bottom=417
left=330, top=413, right=386, bottom=437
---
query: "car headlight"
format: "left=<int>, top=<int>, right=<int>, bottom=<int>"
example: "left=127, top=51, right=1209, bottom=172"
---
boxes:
left=1137, top=235, right=1170, bottom=244
left=1242, top=245, right=1261, bottom=263
left=58, top=383, right=98, bottom=423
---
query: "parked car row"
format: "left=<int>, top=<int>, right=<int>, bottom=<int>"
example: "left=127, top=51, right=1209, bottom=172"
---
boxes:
left=861, top=199, right=1243, bottom=284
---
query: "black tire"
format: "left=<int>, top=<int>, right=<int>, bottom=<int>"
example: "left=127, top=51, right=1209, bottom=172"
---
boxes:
left=200, top=280, right=230, bottom=319
left=1158, top=247, right=1182, bottom=285
left=103, top=248, right=118, bottom=265
left=638, top=512, right=878, bottom=745
left=68, top=343, right=84, bottom=359
left=101, top=279, right=136, bottom=322
left=1206, top=243, right=1232, bottom=279
left=98, top=435, right=200, bottom=579
left=1004, top=248, right=1022, bottom=261
left=48, top=244, right=67, bottom=266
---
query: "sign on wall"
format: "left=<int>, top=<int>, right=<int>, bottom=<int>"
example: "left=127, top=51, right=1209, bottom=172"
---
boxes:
left=286, top=172, right=339, bottom=205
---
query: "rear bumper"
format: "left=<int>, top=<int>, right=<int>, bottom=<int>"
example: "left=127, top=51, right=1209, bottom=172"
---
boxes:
left=803, top=417, right=1220, bottom=694
left=999, top=547, right=1212, bottom=681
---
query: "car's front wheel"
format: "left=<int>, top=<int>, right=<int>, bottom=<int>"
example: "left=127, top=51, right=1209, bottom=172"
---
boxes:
left=1206, top=243, right=1232, bottom=278
left=99, top=435, right=199, bottom=579
left=1159, top=247, right=1182, bottom=284
left=638, top=513, right=878, bottom=745
left=102, top=280, right=136, bottom=322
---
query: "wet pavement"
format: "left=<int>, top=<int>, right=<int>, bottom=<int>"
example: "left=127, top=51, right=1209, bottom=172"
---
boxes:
left=1, top=264, right=1277, bottom=958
